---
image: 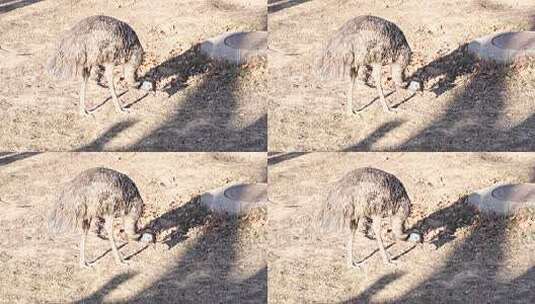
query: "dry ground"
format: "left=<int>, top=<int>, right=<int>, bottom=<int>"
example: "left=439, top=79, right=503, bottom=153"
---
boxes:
left=0, top=0, right=267, bottom=151
left=268, top=152, right=535, bottom=303
left=268, top=0, right=535, bottom=151
left=0, top=152, right=267, bottom=303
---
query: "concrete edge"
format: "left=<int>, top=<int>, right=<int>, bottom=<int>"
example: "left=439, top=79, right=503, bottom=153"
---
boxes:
left=200, top=183, right=268, bottom=215
left=467, top=32, right=535, bottom=64
left=200, top=31, right=267, bottom=65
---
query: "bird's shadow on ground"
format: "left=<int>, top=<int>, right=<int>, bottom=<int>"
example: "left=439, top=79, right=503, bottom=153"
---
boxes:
left=140, top=44, right=210, bottom=98
left=339, top=196, right=534, bottom=303
left=409, top=44, right=477, bottom=97
left=72, top=197, right=267, bottom=303
left=349, top=43, right=535, bottom=151
left=407, top=196, right=478, bottom=249
left=143, top=195, right=212, bottom=249
left=76, top=43, right=267, bottom=152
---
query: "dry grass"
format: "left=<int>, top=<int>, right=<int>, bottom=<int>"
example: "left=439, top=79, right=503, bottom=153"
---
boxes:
left=0, top=152, right=267, bottom=303
left=268, top=152, right=535, bottom=303
left=268, top=0, right=535, bottom=151
left=0, top=0, right=267, bottom=151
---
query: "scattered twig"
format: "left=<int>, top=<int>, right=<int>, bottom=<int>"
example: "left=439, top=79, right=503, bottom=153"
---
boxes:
left=267, top=46, right=303, bottom=56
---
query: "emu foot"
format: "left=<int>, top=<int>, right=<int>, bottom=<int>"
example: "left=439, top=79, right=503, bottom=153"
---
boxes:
left=80, top=108, right=95, bottom=118
left=80, top=261, right=95, bottom=269
left=351, top=109, right=365, bottom=117
left=116, top=107, right=131, bottom=115
left=383, top=106, right=397, bottom=114
left=349, top=261, right=363, bottom=269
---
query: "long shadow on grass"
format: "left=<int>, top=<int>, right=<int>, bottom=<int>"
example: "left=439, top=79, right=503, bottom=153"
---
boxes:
left=70, top=195, right=267, bottom=303
left=131, top=197, right=266, bottom=302
left=349, top=44, right=535, bottom=151
left=129, top=219, right=266, bottom=303
left=268, top=152, right=308, bottom=166
left=75, top=44, right=266, bottom=152
left=268, top=0, right=312, bottom=14
left=75, top=120, right=138, bottom=151
left=338, top=45, right=535, bottom=304
left=340, top=196, right=535, bottom=303
left=129, top=46, right=266, bottom=151
left=343, top=120, right=405, bottom=151
left=0, top=0, right=41, bottom=14
left=71, top=273, right=137, bottom=304
left=0, top=152, right=39, bottom=167
left=394, top=44, right=535, bottom=151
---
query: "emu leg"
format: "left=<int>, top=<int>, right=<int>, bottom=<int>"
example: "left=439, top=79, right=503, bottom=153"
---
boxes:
left=80, top=219, right=93, bottom=268
left=104, top=64, right=128, bottom=114
left=105, top=216, right=127, bottom=266
left=372, top=64, right=392, bottom=113
left=347, top=217, right=360, bottom=268
left=371, top=216, right=392, bottom=265
left=79, top=69, right=90, bottom=116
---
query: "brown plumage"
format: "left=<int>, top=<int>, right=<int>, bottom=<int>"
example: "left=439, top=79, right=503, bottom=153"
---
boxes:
left=318, top=15, right=412, bottom=114
left=48, top=167, right=144, bottom=268
left=318, top=167, right=411, bottom=267
left=47, top=15, right=144, bottom=116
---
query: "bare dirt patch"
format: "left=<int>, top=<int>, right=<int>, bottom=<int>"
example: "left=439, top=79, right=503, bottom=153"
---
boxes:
left=0, top=152, right=267, bottom=303
left=268, top=152, right=535, bottom=303
left=268, top=0, right=535, bottom=151
left=0, top=0, right=267, bottom=151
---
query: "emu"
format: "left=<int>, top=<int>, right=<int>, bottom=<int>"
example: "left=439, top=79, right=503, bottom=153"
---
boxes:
left=48, top=167, right=144, bottom=268
left=47, top=15, right=144, bottom=116
left=318, top=167, right=411, bottom=268
left=318, top=15, right=412, bottom=114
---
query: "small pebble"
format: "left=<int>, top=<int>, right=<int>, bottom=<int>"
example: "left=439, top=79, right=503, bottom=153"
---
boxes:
left=140, top=232, right=155, bottom=243
left=408, top=232, right=422, bottom=243
left=408, top=80, right=421, bottom=92
left=140, top=81, right=154, bottom=91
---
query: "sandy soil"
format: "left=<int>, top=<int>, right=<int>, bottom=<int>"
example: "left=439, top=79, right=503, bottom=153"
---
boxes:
left=0, top=0, right=267, bottom=151
left=0, top=152, right=267, bottom=303
left=268, top=0, right=535, bottom=151
left=268, top=152, right=535, bottom=303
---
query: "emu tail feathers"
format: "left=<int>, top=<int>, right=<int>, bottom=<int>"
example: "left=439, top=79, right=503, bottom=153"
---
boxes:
left=317, top=44, right=353, bottom=81
left=317, top=190, right=354, bottom=233
left=46, top=52, right=78, bottom=79
left=46, top=41, right=85, bottom=79
left=48, top=196, right=84, bottom=234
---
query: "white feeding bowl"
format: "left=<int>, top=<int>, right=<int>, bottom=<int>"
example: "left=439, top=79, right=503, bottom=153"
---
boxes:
left=467, top=31, right=535, bottom=64
left=200, top=31, right=267, bottom=65
left=466, top=183, right=535, bottom=216
left=200, top=183, right=268, bottom=215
